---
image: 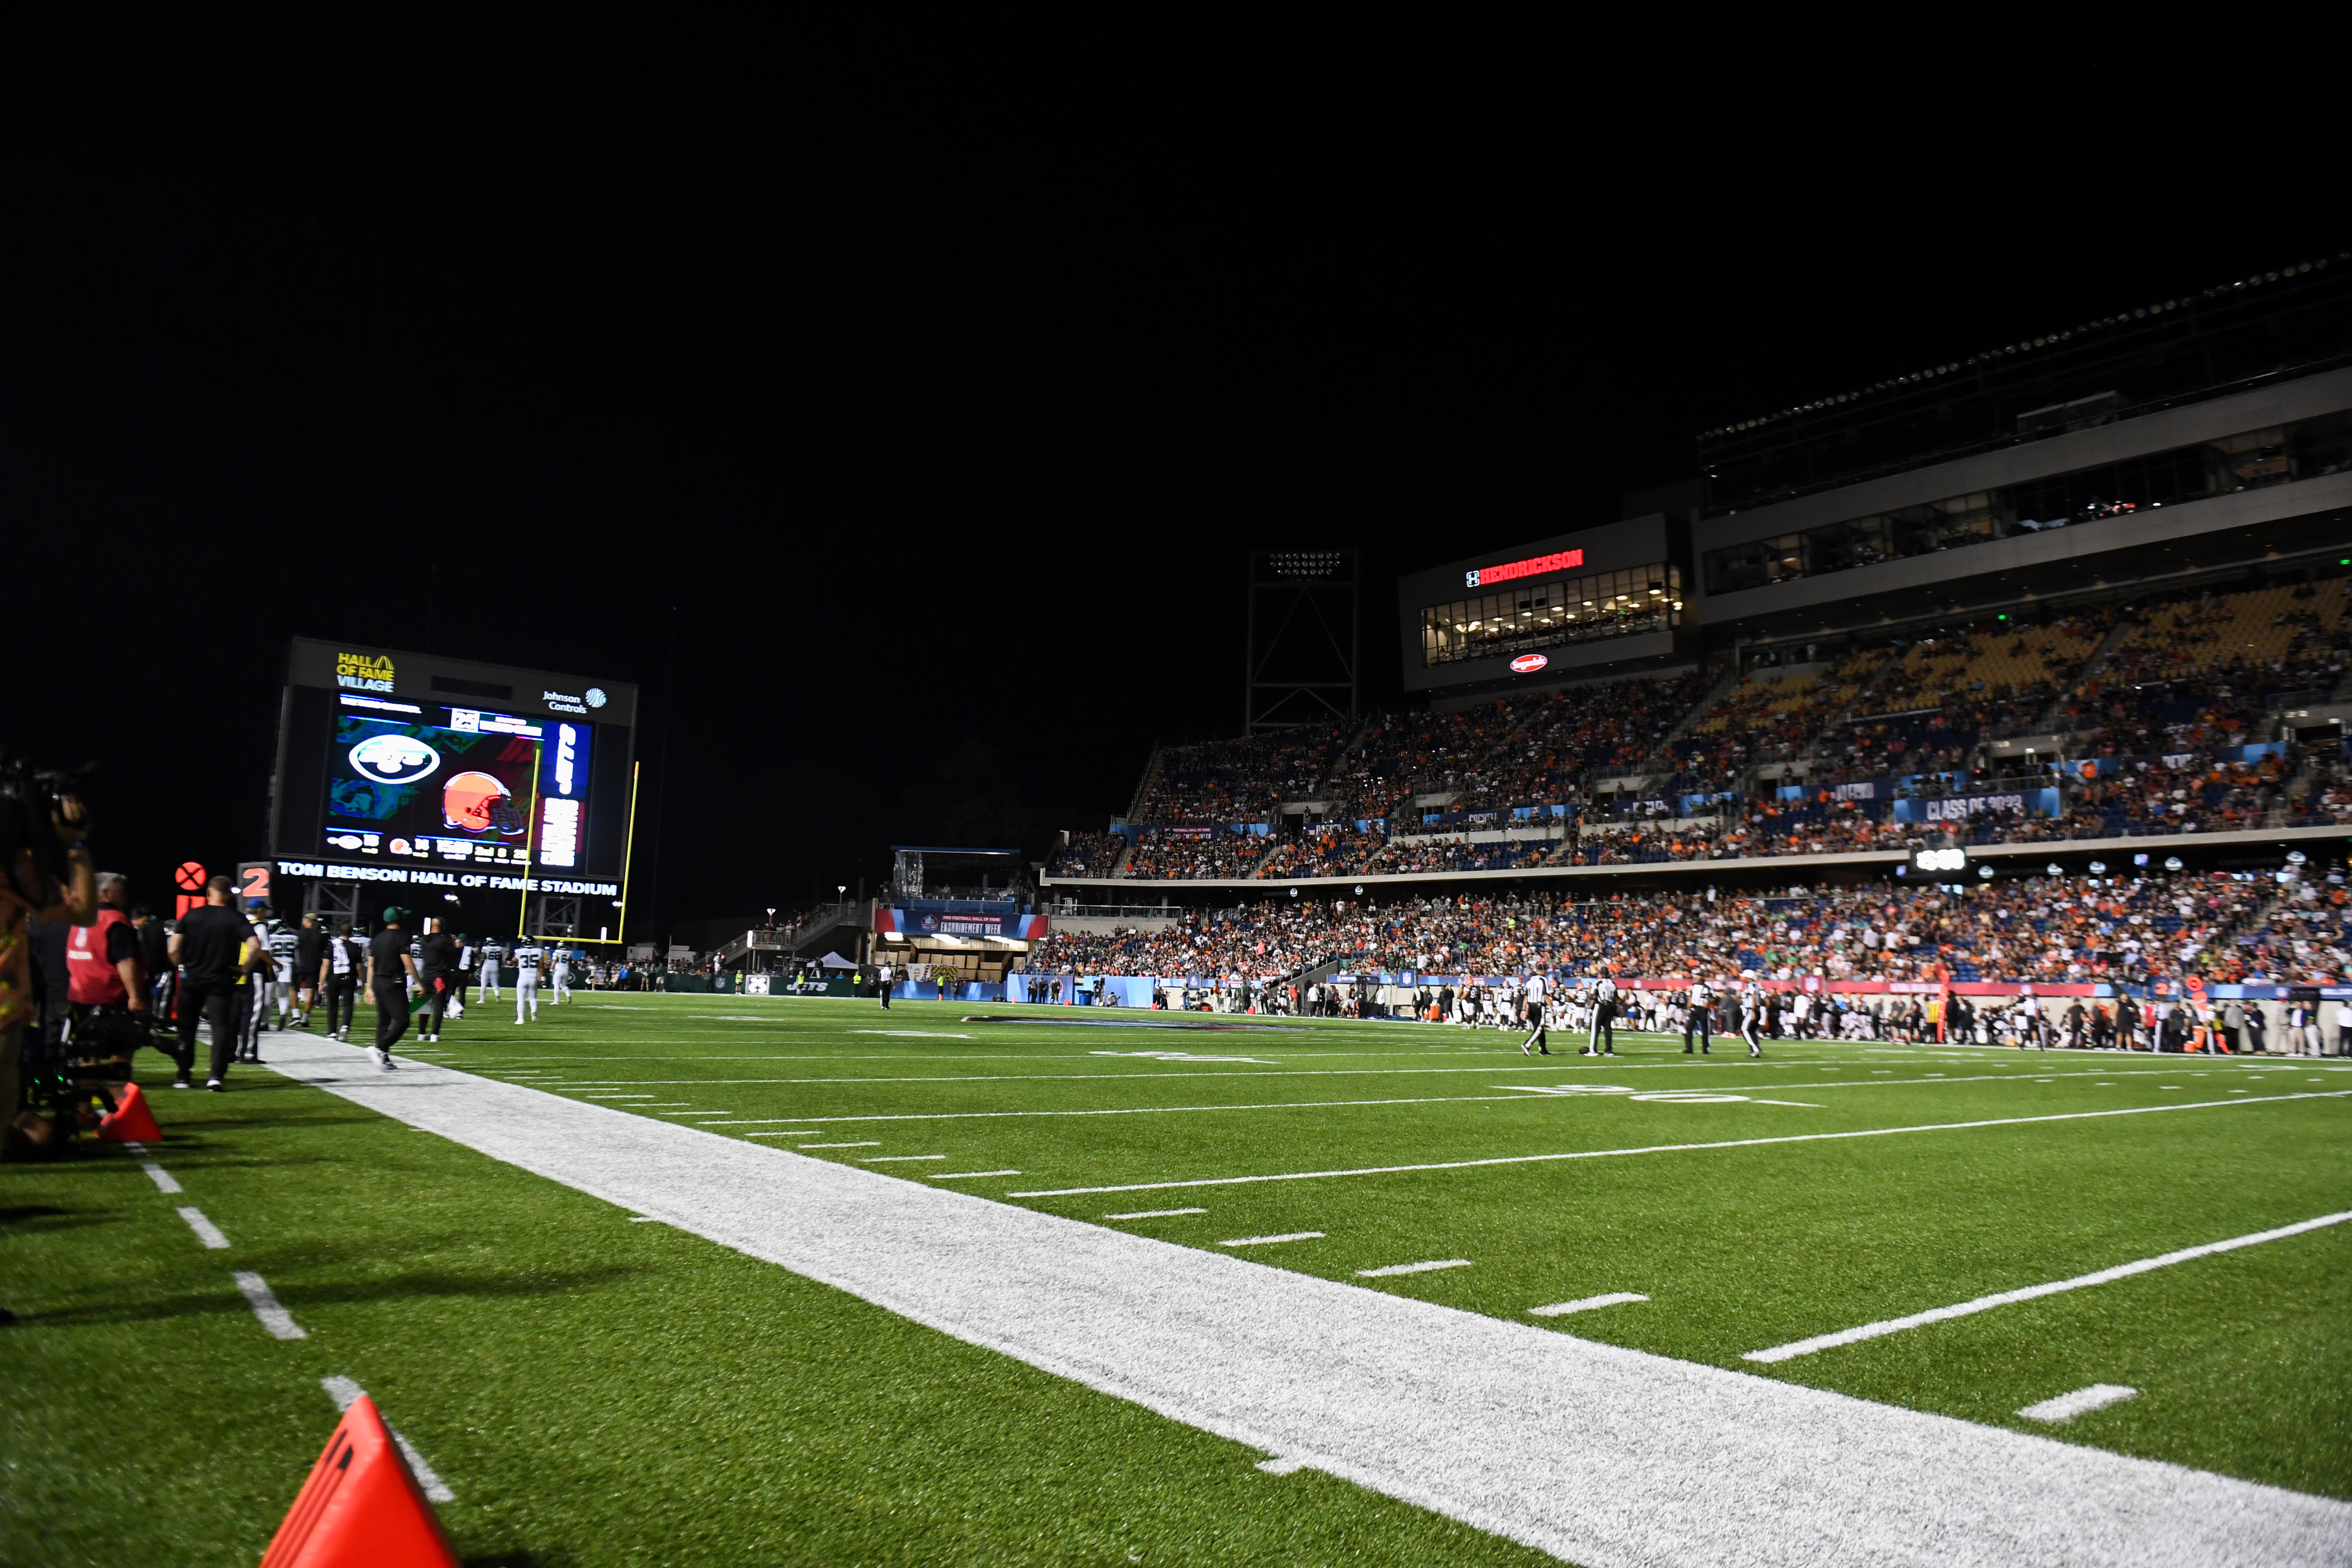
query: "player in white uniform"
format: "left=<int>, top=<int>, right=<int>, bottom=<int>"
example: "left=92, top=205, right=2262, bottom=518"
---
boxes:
left=268, top=920, right=300, bottom=1028
left=1740, top=980, right=1766, bottom=1058
left=552, top=948, right=572, bottom=1003
left=513, top=939, right=544, bottom=1023
left=1517, top=969, right=1551, bottom=1056
left=480, top=938, right=504, bottom=1000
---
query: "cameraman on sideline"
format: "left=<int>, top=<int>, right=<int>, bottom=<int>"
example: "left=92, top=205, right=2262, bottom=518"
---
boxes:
left=3, top=776, right=95, bottom=1154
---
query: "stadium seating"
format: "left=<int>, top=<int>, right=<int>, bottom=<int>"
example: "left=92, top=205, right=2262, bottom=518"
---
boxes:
left=1068, top=576, right=2347, bottom=879
left=1024, top=869, right=2316, bottom=990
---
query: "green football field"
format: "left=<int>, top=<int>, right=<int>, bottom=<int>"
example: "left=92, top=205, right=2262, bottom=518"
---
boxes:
left=6, top=994, right=2351, bottom=1565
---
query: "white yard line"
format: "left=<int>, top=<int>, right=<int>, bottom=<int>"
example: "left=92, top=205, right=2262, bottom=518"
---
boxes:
left=928, top=1170, right=1021, bottom=1180
left=700, top=1094, right=1528, bottom=1125
left=233, top=1271, right=307, bottom=1339
left=1105, top=1207, right=1208, bottom=1219
left=261, top=1035, right=2352, bottom=1568
left=2019, top=1385, right=2137, bottom=1424
left=1530, top=1293, right=1649, bottom=1317
left=177, top=1207, right=230, bottom=1249
left=321, top=1376, right=457, bottom=1501
left=1220, top=1232, right=1325, bottom=1247
left=1006, top=1092, right=2352, bottom=1197
left=1358, top=1260, right=1471, bottom=1277
left=142, top=1162, right=182, bottom=1194
left=1744, top=1210, right=2352, bottom=1364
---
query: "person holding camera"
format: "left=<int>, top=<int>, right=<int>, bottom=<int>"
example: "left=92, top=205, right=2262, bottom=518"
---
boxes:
left=2, top=771, right=96, bottom=1151
left=169, top=875, right=254, bottom=1091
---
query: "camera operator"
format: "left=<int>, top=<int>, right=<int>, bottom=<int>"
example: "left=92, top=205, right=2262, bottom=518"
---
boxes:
left=2, top=764, right=95, bottom=1152
left=61, top=871, right=156, bottom=1105
left=168, top=874, right=253, bottom=1091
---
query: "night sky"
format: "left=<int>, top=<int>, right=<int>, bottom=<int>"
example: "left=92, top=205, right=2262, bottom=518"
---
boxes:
left=16, top=34, right=2346, bottom=936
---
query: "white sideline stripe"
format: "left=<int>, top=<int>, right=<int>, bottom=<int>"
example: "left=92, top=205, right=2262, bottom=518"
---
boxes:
left=2019, top=1385, right=2138, bottom=1424
left=929, top=1170, right=1021, bottom=1180
left=1744, top=1210, right=2352, bottom=1364
left=177, top=1206, right=230, bottom=1249
left=1220, top=1232, right=1325, bottom=1247
left=1006, top=1091, right=2352, bottom=1196
left=321, top=1376, right=458, bottom=1501
left=1531, top=1293, right=1649, bottom=1317
left=142, top=1162, right=182, bottom=1194
left=1106, top=1208, right=1208, bottom=1219
left=260, top=1035, right=2352, bottom=1568
left=1358, top=1259, right=1471, bottom=1277
left=233, top=1271, right=306, bottom=1339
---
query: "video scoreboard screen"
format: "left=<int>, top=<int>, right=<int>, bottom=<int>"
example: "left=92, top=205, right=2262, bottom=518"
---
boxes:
left=270, top=639, right=637, bottom=890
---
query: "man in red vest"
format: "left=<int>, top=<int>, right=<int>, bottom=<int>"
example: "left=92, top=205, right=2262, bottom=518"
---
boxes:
left=67, top=872, right=152, bottom=1092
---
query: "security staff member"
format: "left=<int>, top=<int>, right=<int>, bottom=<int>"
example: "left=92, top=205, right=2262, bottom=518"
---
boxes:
left=168, top=875, right=253, bottom=1091
left=363, top=907, right=416, bottom=1069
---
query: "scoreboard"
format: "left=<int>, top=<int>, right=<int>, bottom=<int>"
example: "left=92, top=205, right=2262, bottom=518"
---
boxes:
left=269, top=639, right=637, bottom=902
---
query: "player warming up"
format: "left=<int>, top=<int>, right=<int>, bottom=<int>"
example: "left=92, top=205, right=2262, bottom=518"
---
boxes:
left=513, top=937, right=544, bottom=1024
left=1740, top=979, right=1765, bottom=1058
left=552, top=947, right=572, bottom=1003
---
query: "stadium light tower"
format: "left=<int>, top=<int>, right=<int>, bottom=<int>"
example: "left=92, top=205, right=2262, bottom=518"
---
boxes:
left=1245, top=550, right=1358, bottom=734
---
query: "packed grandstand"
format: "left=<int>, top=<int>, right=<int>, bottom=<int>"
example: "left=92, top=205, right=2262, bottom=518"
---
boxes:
left=1047, top=572, right=2352, bottom=884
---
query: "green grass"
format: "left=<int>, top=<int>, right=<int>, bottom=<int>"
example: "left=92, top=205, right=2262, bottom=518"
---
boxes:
left=6, top=994, right=2350, bottom=1562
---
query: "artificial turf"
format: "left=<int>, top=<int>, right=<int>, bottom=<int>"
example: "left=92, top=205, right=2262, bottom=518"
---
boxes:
left=5, top=993, right=2349, bottom=1563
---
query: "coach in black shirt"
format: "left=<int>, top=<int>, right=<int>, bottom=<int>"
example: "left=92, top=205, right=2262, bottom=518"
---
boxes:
left=364, top=909, right=416, bottom=1065
left=168, top=876, right=253, bottom=1089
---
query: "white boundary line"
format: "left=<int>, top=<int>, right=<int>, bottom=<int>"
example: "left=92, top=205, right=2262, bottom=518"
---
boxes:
left=1745, top=1211, right=2352, bottom=1363
left=177, top=1207, right=230, bottom=1249
left=233, top=1271, right=306, bottom=1339
left=260, top=1035, right=2352, bottom=1567
left=1005, top=1091, right=2352, bottom=1196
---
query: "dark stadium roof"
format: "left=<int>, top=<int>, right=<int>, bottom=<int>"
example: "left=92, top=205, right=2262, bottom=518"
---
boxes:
left=1698, top=251, right=2351, bottom=441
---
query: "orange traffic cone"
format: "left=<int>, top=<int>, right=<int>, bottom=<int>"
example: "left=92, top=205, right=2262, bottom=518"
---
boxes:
left=98, top=1082, right=162, bottom=1143
left=261, top=1394, right=457, bottom=1568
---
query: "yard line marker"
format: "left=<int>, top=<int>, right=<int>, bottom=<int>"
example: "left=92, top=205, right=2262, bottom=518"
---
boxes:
left=141, top=1162, right=182, bottom=1194
left=928, top=1170, right=1022, bottom=1180
left=1220, top=1232, right=1324, bottom=1247
left=233, top=1271, right=306, bottom=1339
left=800, top=1141, right=880, bottom=1149
left=177, top=1206, right=230, bottom=1249
left=1745, top=1210, right=2352, bottom=1364
left=863, top=1154, right=948, bottom=1162
left=704, top=1093, right=1526, bottom=1125
left=262, top=1034, right=2352, bottom=1568
left=1105, top=1207, right=1208, bottom=1219
left=1530, top=1292, right=1648, bottom=1317
left=1751, top=1100, right=1826, bottom=1108
left=1007, top=1090, right=2352, bottom=1197
left=1358, top=1259, right=1471, bottom=1278
left=321, top=1376, right=457, bottom=1501
left=2017, top=1384, right=2137, bottom=1424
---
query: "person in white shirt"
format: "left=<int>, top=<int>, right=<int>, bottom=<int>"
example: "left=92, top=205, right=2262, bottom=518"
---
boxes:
left=480, top=939, right=504, bottom=1000
left=1740, top=980, right=1765, bottom=1058
left=512, top=940, right=545, bottom=1023
left=878, top=961, right=894, bottom=1010
left=1585, top=975, right=1619, bottom=1057
left=1519, top=969, right=1551, bottom=1056
left=552, top=948, right=573, bottom=1003
left=1684, top=978, right=1715, bottom=1054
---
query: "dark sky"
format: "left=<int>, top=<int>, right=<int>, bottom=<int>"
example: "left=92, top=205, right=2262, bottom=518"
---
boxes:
left=14, top=32, right=2347, bottom=931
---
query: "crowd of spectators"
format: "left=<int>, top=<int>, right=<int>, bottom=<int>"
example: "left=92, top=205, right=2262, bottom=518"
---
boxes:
left=1121, top=828, right=1264, bottom=880
left=1252, top=824, right=1384, bottom=879
left=1022, top=867, right=2342, bottom=991
left=1046, top=831, right=1125, bottom=878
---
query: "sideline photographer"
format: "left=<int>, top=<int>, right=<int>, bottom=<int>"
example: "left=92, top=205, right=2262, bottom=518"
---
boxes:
left=2, top=754, right=97, bottom=1153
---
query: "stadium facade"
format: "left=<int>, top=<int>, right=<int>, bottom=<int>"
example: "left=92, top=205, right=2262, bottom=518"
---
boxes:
left=1040, top=254, right=2352, bottom=913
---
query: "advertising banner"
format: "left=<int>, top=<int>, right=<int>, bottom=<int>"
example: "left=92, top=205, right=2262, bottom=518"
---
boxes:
left=1892, top=788, right=2061, bottom=823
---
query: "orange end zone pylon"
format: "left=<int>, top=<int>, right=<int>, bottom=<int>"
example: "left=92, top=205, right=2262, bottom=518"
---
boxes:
left=97, top=1082, right=162, bottom=1143
left=260, top=1394, right=457, bottom=1568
